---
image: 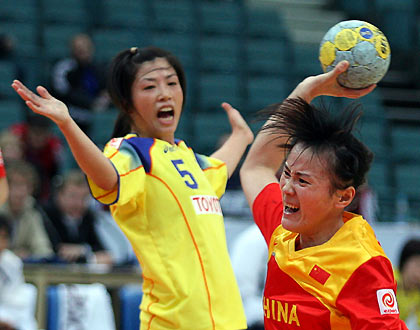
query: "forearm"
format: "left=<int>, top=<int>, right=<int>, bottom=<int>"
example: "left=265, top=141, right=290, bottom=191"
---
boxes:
left=58, top=118, right=117, bottom=190
left=210, top=131, right=250, bottom=178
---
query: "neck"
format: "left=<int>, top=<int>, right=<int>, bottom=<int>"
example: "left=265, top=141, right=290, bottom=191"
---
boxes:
left=298, top=216, right=344, bottom=250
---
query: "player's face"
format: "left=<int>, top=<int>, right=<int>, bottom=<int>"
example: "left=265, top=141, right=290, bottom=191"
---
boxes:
left=130, top=57, right=183, bottom=144
left=279, top=144, right=343, bottom=247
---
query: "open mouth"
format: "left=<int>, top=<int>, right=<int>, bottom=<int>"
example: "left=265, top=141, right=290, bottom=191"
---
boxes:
left=158, top=107, right=174, bottom=119
left=284, top=203, right=299, bottom=214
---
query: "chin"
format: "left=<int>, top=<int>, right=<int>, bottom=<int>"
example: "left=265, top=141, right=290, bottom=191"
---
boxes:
left=282, top=216, right=300, bottom=233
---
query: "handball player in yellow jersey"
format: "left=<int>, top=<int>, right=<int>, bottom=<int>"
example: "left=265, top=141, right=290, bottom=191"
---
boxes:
left=12, top=46, right=251, bottom=329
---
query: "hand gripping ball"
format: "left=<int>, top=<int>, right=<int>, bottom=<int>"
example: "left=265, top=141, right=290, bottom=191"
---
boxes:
left=319, top=20, right=391, bottom=89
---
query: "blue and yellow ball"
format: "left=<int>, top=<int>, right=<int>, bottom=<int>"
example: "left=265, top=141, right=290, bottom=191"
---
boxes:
left=319, top=20, right=391, bottom=89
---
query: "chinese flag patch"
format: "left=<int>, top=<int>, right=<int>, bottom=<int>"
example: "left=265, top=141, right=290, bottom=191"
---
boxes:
left=309, top=265, right=330, bottom=285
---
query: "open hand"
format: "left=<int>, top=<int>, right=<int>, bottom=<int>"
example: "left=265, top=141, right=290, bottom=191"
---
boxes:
left=221, top=102, right=254, bottom=145
left=294, top=61, right=376, bottom=102
left=11, top=80, right=71, bottom=127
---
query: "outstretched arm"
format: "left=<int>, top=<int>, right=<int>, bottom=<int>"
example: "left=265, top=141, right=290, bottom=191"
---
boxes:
left=210, top=102, right=254, bottom=178
left=240, top=61, right=376, bottom=208
left=11, top=80, right=117, bottom=191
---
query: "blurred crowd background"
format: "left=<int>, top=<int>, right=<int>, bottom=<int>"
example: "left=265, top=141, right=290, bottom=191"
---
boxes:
left=0, top=0, right=420, bottom=329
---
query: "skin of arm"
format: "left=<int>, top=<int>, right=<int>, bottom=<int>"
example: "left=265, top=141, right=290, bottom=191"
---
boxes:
left=0, top=177, right=8, bottom=206
left=210, top=102, right=254, bottom=178
left=240, top=61, right=376, bottom=208
left=11, top=80, right=117, bottom=191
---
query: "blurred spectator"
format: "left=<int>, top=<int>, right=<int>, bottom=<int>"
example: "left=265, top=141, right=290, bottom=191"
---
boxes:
left=231, top=223, right=267, bottom=330
left=396, top=238, right=420, bottom=329
left=0, top=215, right=37, bottom=330
left=93, top=203, right=137, bottom=266
left=0, top=149, right=8, bottom=207
left=0, top=33, right=24, bottom=83
left=0, top=131, right=24, bottom=164
left=10, top=114, right=64, bottom=203
left=43, top=169, right=112, bottom=265
left=49, top=33, right=111, bottom=135
left=0, top=160, right=53, bottom=260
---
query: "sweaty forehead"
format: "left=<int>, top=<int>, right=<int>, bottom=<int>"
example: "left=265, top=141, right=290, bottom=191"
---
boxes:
left=138, top=58, right=176, bottom=79
left=286, top=145, right=328, bottom=176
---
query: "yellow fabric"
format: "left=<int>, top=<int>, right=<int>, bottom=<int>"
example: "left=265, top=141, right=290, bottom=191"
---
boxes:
left=268, top=212, right=388, bottom=328
left=89, top=135, right=246, bottom=330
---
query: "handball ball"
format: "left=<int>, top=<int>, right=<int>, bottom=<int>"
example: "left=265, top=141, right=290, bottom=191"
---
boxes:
left=319, top=20, right=391, bottom=89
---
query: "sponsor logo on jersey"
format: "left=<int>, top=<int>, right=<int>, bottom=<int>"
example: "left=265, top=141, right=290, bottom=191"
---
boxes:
left=191, top=195, right=222, bottom=215
left=376, top=289, right=399, bottom=315
left=263, top=296, right=300, bottom=326
left=108, top=138, right=123, bottom=149
left=164, top=145, right=176, bottom=153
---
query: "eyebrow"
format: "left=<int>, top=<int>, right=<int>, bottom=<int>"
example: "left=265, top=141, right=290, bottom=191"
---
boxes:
left=143, top=73, right=177, bottom=82
left=284, top=163, right=311, bottom=178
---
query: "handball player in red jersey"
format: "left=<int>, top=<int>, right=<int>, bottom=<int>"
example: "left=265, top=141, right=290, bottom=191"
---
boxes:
left=240, top=61, right=408, bottom=330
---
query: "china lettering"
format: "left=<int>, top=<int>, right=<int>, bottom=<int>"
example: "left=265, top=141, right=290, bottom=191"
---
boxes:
left=263, top=297, right=300, bottom=326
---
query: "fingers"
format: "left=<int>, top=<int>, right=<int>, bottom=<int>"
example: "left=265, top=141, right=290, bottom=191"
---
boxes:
left=334, top=60, right=350, bottom=73
left=36, top=85, right=53, bottom=99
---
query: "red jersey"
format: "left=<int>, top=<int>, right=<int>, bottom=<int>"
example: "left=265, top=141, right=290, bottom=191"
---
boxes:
left=0, top=148, right=6, bottom=178
left=253, top=183, right=408, bottom=330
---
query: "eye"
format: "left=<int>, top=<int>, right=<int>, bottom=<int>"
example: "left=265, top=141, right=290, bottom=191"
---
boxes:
left=143, top=85, right=155, bottom=90
left=283, top=169, right=291, bottom=178
left=168, top=81, right=177, bottom=86
left=299, top=178, right=309, bottom=185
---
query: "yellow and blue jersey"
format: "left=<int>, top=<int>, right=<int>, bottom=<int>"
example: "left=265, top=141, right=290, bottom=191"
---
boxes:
left=88, top=134, right=246, bottom=330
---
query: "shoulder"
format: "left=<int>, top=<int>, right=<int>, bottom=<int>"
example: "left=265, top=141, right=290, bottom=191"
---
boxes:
left=344, top=214, right=387, bottom=259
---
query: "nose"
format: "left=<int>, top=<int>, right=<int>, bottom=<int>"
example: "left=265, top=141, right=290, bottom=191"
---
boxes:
left=158, top=83, right=172, bottom=101
left=281, top=178, right=295, bottom=195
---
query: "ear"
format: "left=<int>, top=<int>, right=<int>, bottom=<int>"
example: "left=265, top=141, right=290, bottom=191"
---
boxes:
left=335, top=186, right=356, bottom=209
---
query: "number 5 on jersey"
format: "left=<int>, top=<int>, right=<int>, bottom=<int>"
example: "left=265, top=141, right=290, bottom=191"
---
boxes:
left=171, top=159, right=198, bottom=189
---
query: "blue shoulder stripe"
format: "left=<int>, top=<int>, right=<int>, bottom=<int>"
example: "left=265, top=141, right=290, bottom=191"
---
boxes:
left=194, top=153, right=212, bottom=170
left=126, top=137, right=155, bottom=173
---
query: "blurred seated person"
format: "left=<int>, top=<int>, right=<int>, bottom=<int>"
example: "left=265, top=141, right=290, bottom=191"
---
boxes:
left=231, top=223, right=267, bottom=330
left=396, top=238, right=420, bottom=329
left=43, top=169, right=112, bottom=265
left=50, top=33, right=111, bottom=135
left=0, top=215, right=37, bottom=330
left=10, top=114, right=64, bottom=204
left=0, top=160, right=53, bottom=260
left=0, top=33, right=24, bottom=83
left=0, top=131, right=24, bottom=164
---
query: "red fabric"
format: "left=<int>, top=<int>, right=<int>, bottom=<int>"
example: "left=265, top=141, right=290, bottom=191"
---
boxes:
left=252, top=183, right=283, bottom=245
left=263, top=256, right=332, bottom=329
left=0, top=149, right=5, bottom=178
left=336, top=256, right=409, bottom=330
left=309, top=265, right=330, bottom=285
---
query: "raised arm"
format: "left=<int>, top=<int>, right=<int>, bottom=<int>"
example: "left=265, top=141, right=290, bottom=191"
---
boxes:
left=210, top=102, right=254, bottom=178
left=11, top=80, right=117, bottom=191
left=240, top=61, right=376, bottom=208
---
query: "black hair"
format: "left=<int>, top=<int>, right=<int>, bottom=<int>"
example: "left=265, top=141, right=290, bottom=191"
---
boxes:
left=0, top=214, right=11, bottom=238
left=399, top=238, right=420, bottom=272
left=107, top=46, right=186, bottom=138
left=261, top=97, right=374, bottom=192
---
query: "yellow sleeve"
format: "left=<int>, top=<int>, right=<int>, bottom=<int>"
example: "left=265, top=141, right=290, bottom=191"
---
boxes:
left=87, top=137, right=146, bottom=205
